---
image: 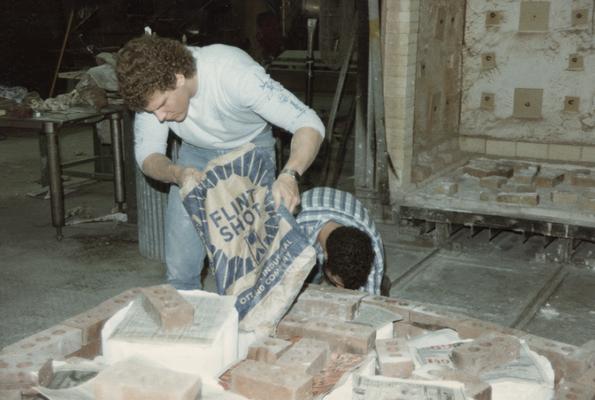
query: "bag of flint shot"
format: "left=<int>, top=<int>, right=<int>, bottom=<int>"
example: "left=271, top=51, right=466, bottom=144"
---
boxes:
left=180, top=143, right=316, bottom=331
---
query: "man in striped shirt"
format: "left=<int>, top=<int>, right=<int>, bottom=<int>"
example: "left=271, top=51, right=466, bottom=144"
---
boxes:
left=295, top=187, right=389, bottom=295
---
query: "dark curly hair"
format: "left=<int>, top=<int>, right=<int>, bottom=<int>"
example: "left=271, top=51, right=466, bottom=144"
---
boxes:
left=325, top=226, right=374, bottom=290
left=116, top=35, right=196, bottom=111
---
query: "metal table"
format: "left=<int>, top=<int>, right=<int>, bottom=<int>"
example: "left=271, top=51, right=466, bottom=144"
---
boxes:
left=0, top=107, right=126, bottom=240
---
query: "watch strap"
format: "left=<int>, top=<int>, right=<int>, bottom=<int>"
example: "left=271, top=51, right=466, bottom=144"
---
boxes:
left=279, top=168, right=301, bottom=182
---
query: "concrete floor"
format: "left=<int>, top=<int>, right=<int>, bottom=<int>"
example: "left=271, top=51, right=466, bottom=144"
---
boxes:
left=1, top=125, right=595, bottom=352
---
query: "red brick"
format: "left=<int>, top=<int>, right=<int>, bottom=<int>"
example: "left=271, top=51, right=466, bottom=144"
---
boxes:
left=0, top=389, right=21, bottom=400
left=522, top=334, right=578, bottom=384
left=580, top=197, right=595, bottom=212
left=0, top=353, right=53, bottom=388
left=408, top=304, right=466, bottom=330
left=231, top=359, right=312, bottom=400
left=139, top=285, right=194, bottom=331
left=297, top=318, right=376, bottom=354
left=555, top=379, right=595, bottom=400
left=276, top=338, right=330, bottom=375
left=577, top=367, right=595, bottom=389
left=62, top=288, right=140, bottom=344
left=567, top=172, right=595, bottom=188
left=291, top=284, right=366, bottom=321
left=511, top=165, right=539, bottom=184
left=496, top=192, right=539, bottom=206
left=452, top=333, right=521, bottom=375
left=276, top=311, right=310, bottom=339
left=449, top=318, right=522, bottom=339
left=375, top=338, right=414, bottom=378
left=66, top=340, right=101, bottom=360
left=92, top=357, right=201, bottom=400
left=551, top=191, right=580, bottom=205
left=561, top=340, right=595, bottom=381
left=463, top=161, right=513, bottom=178
left=434, top=181, right=458, bottom=195
left=535, top=170, right=564, bottom=188
left=247, top=337, right=292, bottom=363
left=0, top=381, right=40, bottom=397
left=500, top=183, right=536, bottom=193
left=1, top=324, right=82, bottom=360
left=361, top=296, right=421, bottom=321
left=479, top=176, right=507, bottom=189
left=62, top=308, right=113, bottom=345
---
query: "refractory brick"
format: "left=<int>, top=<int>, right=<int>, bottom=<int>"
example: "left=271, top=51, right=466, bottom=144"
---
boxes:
left=276, top=311, right=311, bottom=339
left=463, top=160, right=514, bottom=179
left=300, top=318, right=376, bottom=354
left=61, top=289, right=140, bottom=346
left=1, top=324, right=82, bottom=361
left=522, top=334, right=578, bottom=384
left=375, top=338, right=414, bottom=378
left=496, top=192, right=539, bottom=206
left=139, top=284, right=194, bottom=331
left=555, top=379, right=595, bottom=400
left=534, top=170, right=564, bottom=188
left=0, top=353, right=53, bottom=388
left=290, top=284, right=366, bottom=321
left=231, top=359, right=313, bottom=400
left=276, top=338, right=330, bottom=375
left=361, top=296, right=420, bottom=321
left=551, top=190, right=580, bottom=205
left=247, top=337, right=292, bottom=364
left=479, top=176, right=507, bottom=190
left=451, top=333, right=521, bottom=375
left=93, top=357, right=201, bottom=400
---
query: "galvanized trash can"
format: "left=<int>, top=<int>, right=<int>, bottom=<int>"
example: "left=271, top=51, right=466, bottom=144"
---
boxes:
left=135, top=165, right=168, bottom=262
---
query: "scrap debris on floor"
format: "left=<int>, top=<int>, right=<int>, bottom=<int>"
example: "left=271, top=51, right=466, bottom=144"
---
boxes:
left=1, top=283, right=595, bottom=400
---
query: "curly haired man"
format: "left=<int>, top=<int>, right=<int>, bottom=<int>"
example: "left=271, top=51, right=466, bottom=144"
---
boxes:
left=296, top=187, right=390, bottom=295
left=117, top=35, right=325, bottom=290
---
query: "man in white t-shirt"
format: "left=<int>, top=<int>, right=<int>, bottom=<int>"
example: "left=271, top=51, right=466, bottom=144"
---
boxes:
left=116, top=35, right=325, bottom=290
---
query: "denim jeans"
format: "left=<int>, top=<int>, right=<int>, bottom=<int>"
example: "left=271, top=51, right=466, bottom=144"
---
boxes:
left=164, top=132, right=276, bottom=290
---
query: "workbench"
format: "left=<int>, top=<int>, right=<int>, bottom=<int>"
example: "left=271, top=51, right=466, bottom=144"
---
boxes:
left=0, top=107, right=126, bottom=240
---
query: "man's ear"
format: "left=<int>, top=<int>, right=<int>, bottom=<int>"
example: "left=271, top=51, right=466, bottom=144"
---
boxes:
left=175, top=73, right=185, bottom=88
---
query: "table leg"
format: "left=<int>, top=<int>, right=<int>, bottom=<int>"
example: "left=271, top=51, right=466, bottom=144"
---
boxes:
left=109, top=112, right=126, bottom=211
left=43, top=122, right=64, bottom=240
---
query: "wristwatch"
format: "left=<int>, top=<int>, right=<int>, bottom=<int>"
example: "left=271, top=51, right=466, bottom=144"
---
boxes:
left=279, top=168, right=301, bottom=183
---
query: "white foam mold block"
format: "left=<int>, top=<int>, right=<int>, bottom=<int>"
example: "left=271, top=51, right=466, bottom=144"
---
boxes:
left=102, top=290, right=238, bottom=379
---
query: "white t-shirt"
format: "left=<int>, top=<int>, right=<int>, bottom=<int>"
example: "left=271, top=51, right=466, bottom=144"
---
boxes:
left=134, top=44, right=325, bottom=168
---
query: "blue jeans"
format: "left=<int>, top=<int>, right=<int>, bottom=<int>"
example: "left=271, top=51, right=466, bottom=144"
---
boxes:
left=164, top=132, right=276, bottom=290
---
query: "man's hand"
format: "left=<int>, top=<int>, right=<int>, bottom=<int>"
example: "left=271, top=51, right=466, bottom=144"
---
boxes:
left=272, top=173, right=300, bottom=212
left=175, top=166, right=204, bottom=188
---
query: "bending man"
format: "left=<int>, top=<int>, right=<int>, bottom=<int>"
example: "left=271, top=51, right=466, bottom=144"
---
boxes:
left=116, top=35, right=324, bottom=290
left=296, top=187, right=389, bottom=295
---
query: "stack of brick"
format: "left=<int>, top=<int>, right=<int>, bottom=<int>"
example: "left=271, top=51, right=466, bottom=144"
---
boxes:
left=232, top=337, right=331, bottom=399
left=0, top=287, right=141, bottom=397
left=92, top=357, right=202, bottom=400
left=5, top=283, right=595, bottom=399
left=228, top=286, right=595, bottom=399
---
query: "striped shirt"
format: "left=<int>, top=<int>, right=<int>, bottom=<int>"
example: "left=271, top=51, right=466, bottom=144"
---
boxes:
left=295, top=187, right=384, bottom=294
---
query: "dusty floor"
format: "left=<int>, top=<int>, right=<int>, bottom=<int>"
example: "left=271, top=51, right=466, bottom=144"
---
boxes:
left=1, top=124, right=594, bottom=352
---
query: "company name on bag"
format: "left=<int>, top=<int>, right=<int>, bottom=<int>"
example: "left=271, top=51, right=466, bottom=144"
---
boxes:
left=208, top=188, right=262, bottom=242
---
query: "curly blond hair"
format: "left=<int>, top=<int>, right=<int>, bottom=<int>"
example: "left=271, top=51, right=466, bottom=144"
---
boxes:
left=116, top=35, right=196, bottom=110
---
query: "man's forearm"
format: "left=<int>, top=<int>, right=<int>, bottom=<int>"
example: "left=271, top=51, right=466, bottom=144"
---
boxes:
left=282, top=127, right=323, bottom=175
left=141, top=153, right=185, bottom=185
